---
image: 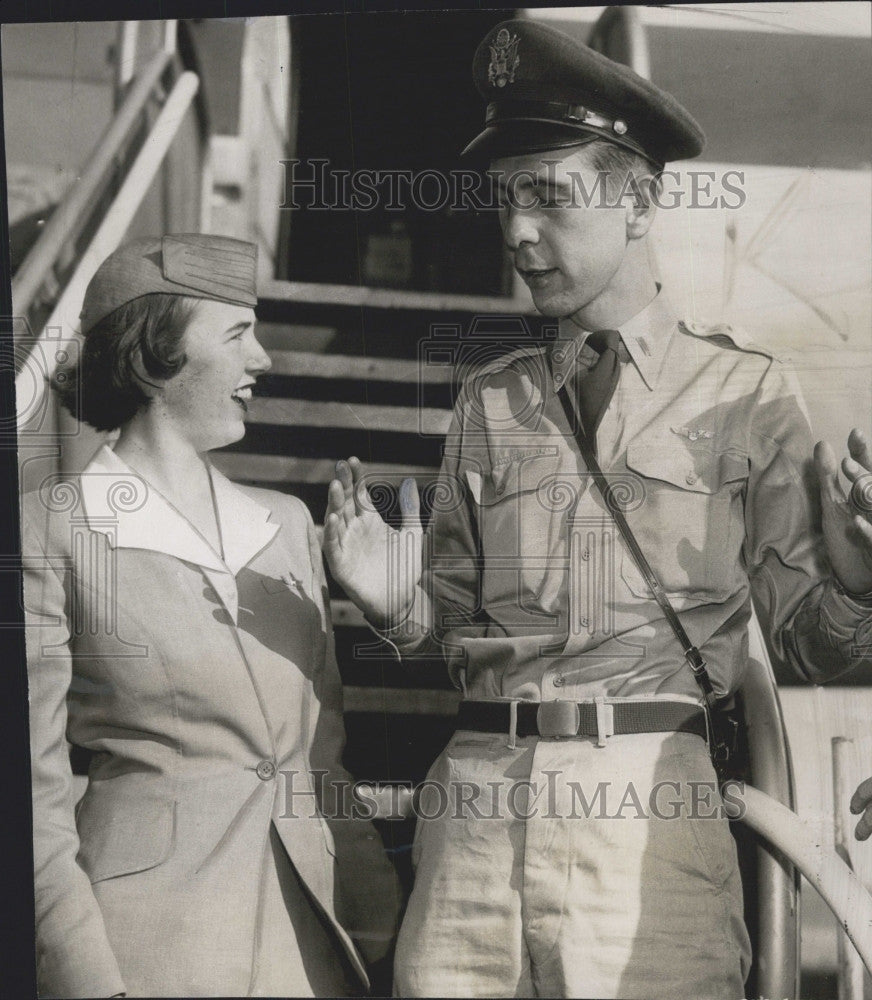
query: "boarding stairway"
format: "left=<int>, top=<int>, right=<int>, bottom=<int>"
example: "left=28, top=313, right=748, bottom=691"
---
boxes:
left=11, top=16, right=872, bottom=999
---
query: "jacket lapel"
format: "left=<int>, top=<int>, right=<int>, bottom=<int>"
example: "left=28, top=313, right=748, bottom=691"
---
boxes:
left=80, top=446, right=225, bottom=571
left=207, top=465, right=279, bottom=576
left=79, top=446, right=279, bottom=624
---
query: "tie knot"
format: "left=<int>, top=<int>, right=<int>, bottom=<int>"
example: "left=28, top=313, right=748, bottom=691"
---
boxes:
left=586, top=329, right=622, bottom=356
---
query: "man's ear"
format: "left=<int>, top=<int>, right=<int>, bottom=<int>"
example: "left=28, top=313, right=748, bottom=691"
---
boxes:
left=625, top=174, right=658, bottom=240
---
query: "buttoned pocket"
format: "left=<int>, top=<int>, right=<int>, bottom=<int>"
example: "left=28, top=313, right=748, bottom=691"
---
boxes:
left=620, top=440, right=747, bottom=602
left=477, top=455, right=568, bottom=613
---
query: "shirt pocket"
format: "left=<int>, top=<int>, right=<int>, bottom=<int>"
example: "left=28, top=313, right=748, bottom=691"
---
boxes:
left=476, top=454, right=567, bottom=612
left=620, top=440, right=747, bottom=603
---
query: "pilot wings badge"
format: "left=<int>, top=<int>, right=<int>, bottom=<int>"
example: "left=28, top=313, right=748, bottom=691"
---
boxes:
left=488, top=28, right=520, bottom=88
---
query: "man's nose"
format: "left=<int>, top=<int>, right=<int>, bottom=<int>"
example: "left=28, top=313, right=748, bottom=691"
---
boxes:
left=501, top=203, right=539, bottom=251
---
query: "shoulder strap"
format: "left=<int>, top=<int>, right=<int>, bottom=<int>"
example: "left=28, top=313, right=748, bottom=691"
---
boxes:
left=557, top=384, right=733, bottom=765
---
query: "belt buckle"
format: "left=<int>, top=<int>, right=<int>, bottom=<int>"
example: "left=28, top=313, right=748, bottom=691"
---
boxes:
left=537, top=700, right=581, bottom=740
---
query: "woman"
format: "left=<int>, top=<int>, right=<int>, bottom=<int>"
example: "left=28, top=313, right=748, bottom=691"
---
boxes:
left=23, top=234, right=400, bottom=998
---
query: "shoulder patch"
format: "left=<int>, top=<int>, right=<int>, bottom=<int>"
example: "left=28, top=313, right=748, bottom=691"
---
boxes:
left=678, top=319, right=777, bottom=361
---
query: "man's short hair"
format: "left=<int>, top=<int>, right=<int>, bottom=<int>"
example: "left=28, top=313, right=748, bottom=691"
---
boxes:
left=583, top=139, right=663, bottom=204
left=56, top=293, right=198, bottom=431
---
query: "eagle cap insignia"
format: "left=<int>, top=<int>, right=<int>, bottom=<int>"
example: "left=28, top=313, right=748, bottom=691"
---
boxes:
left=488, top=28, right=520, bottom=88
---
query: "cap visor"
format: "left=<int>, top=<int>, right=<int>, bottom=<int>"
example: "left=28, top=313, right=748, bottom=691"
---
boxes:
left=460, top=122, right=598, bottom=164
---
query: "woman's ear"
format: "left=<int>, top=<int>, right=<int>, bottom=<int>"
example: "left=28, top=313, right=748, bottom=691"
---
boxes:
left=129, top=346, right=163, bottom=400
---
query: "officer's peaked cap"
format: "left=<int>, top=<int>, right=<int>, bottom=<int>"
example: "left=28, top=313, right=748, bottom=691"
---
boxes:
left=463, top=19, right=705, bottom=167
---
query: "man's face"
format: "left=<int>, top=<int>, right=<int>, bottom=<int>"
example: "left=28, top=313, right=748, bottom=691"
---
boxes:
left=491, top=145, right=630, bottom=320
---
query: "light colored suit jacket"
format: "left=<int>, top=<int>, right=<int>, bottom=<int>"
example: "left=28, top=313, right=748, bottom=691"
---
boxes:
left=23, top=445, right=401, bottom=998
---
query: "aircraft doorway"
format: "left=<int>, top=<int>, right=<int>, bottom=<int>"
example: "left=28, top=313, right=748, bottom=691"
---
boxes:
left=281, top=10, right=514, bottom=296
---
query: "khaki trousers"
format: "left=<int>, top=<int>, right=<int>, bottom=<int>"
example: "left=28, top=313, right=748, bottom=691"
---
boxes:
left=394, top=727, right=751, bottom=998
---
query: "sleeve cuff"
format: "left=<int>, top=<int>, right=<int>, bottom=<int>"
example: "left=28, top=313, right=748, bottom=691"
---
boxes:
left=821, top=576, right=872, bottom=639
left=364, top=587, right=431, bottom=658
left=832, top=575, right=872, bottom=607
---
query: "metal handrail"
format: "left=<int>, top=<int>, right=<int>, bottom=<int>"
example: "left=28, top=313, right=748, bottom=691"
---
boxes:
left=741, top=612, right=801, bottom=999
left=732, top=784, right=872, bottom=975
left=11, top=44, right=173, bottom=318
left=15, top=71, right=201, bottom=427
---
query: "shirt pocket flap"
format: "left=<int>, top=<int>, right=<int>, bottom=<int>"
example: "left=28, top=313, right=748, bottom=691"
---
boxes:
left=626, top=439, right=747, bottom=495
left=482, top=455, right=563, bottom=506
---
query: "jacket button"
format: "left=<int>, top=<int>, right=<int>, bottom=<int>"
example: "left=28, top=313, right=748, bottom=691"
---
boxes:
left=581, top=549, right=590, bottom=561
left=553, top=675, right=565, bottom=687
left=256, top=760, right=276, bottom=781
left=685, top=473, right=698, bottom=485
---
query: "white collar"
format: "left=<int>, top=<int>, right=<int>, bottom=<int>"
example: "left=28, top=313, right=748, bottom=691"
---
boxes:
left=80, top=444, right=279, bottom=576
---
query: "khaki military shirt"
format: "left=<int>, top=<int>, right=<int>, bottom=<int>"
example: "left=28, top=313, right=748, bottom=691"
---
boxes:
left=382, top=292, right=872, bottom=702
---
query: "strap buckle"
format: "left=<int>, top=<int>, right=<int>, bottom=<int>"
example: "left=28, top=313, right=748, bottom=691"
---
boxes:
left=702, top=700, right=739, bottom=779
left=685, top=646, right=709, bottom=678
left=537, top=700, right=581, bottom=740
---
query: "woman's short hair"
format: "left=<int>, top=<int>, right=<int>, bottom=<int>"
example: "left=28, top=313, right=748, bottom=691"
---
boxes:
left=56, top=293, right=198, bottom=431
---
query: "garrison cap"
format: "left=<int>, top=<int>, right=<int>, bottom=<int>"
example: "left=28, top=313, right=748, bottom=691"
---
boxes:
left=80, top=233, right=258, bottom=335
left=463, top=19, right=705, bottom=167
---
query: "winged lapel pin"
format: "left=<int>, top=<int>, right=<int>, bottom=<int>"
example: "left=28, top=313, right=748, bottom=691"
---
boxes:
left=671, top=425, right=714, bottom=442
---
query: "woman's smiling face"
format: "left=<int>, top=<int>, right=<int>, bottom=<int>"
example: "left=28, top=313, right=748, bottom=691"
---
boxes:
left=156, top=299, right=271, bottom=453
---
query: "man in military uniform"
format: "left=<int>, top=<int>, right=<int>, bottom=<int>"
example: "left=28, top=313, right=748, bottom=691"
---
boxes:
left=324, top=19, right=872, bottom=998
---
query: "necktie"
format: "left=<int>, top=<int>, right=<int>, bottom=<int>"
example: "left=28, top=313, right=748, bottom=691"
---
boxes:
left=575, top=329, right=623, bottom=449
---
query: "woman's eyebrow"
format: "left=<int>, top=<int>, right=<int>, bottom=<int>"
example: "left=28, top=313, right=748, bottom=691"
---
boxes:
left=224, top=320, right=253, bottom=336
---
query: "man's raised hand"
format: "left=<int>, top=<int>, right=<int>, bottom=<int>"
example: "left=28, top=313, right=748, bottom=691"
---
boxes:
left=323, top=457, right=422, bottom=628
left=851, top=777, right=872, bottom=841
left=815, top=428, right=872, bottom=597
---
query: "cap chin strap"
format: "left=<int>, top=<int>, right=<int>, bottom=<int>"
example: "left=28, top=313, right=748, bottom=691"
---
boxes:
left=484, top=98, right=662, bottom=167
left=556, top=382, right=737, bottom=775
left=487, top=99, right=626, bottom=135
